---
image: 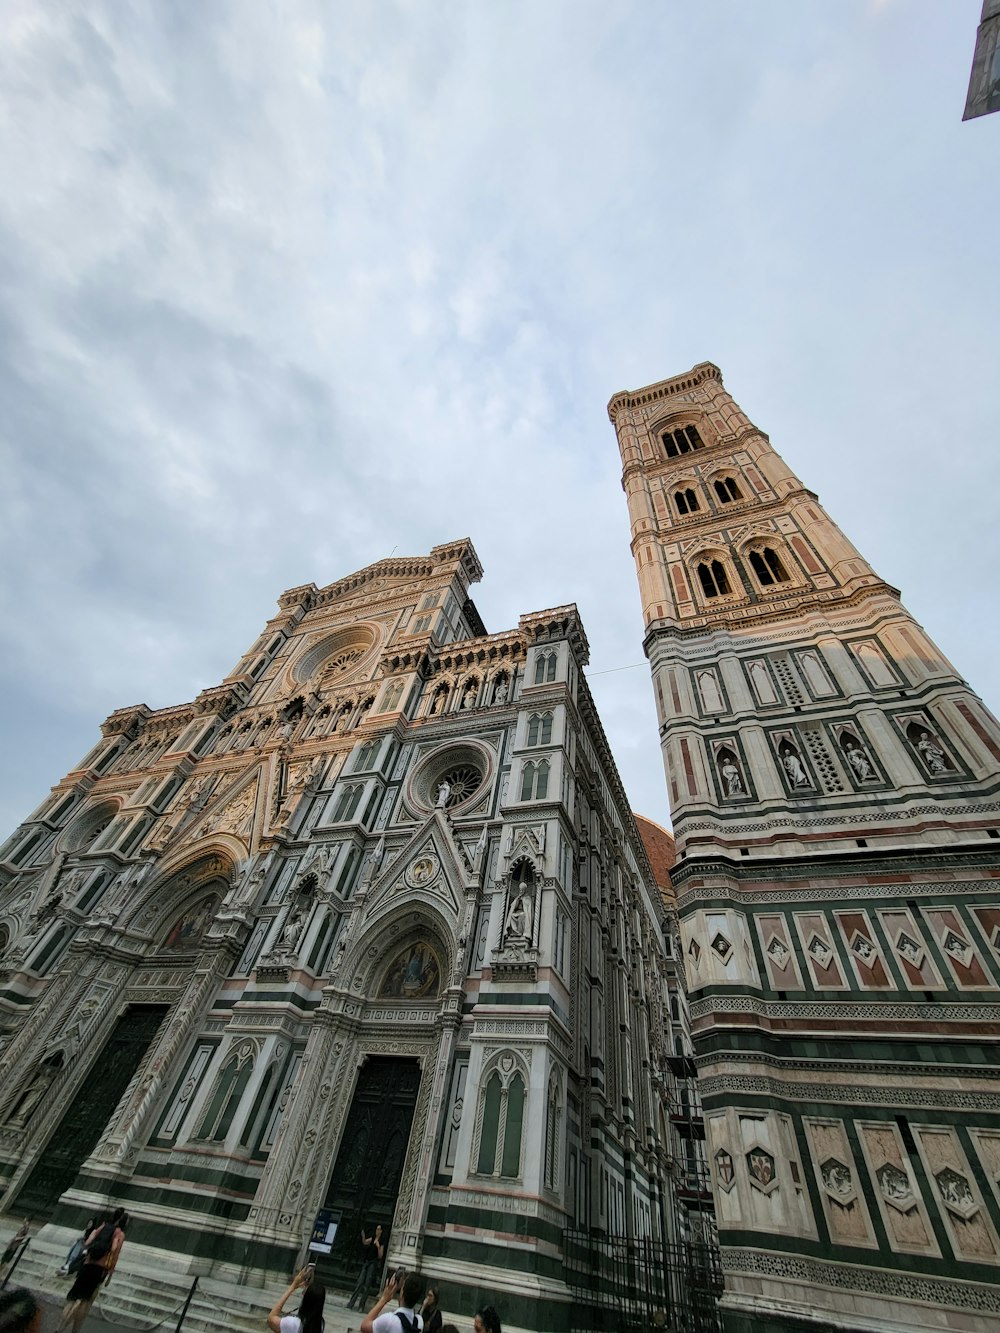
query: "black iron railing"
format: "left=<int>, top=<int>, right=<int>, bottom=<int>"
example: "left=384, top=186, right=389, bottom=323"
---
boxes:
left=562, top=1230, right=723, bottom=1333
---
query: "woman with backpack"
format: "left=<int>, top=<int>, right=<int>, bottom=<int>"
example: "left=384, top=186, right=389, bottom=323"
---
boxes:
left=266, top=1264, right=326, bottom=1333
left=56, top=1209, right=127, bottom=1333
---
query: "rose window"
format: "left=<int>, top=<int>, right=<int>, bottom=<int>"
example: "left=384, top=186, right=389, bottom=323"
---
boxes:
left=439, top=765, right=482, bottom=805
left=324, top=649, right=363, bottom=677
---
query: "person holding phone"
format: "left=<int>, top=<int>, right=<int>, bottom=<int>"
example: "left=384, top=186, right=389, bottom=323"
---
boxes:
left=267, top=1264, right=326, bottom=1333
left=361, top=1269, right=426, bottom=1333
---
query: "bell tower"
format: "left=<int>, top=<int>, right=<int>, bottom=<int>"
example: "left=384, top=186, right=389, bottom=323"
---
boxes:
left=610, top=363, right=1000, bottom=1333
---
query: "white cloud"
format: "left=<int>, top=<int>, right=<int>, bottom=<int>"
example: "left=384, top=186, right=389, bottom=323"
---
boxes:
left=0, top=0, right=997, bottom=837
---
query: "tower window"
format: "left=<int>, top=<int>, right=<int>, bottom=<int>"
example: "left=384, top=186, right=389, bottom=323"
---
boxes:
left=520, top=758, right=550, bottom=800
left=714, top=477, right=743, bottom=504
left=534, top=652, right=558, bottom=684
left=674, top=488, right=700, bottom=515
left=749, top=547, right=790, bottom=586
left=696, top=560, right=731, bottom=599
left=662, top=425, right=704, bottom=459
left=526, top=711, right=554, bottom=746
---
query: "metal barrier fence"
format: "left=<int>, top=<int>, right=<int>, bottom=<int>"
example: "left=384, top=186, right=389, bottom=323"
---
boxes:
left=562, top=1230, right=723, bottom=1333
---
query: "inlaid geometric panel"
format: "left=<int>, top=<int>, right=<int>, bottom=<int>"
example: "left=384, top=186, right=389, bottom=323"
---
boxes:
left=803, top=1117, right=877, bottom=1250
left=912, top=1125, right=1000, bottom=1264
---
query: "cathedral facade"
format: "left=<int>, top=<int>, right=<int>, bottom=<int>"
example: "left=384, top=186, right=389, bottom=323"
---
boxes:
left=0, top=540, right=689, bottom=1331
left=609, top=364, right=1000, bottom=1332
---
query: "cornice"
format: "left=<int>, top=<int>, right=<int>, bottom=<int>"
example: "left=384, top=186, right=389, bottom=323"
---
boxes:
left=607, top=361, right=724, bottom=423
left=641, top=580, right=902, bottom=650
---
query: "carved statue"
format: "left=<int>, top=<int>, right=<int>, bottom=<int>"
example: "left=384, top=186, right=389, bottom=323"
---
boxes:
left=504, top=882, right=533, bottom=941
left=279, top=909, right=305, bottom=953
left=719, top=754, right=745, bottom=797
left=493, top=677, right=509, bottom=705
left=779, top=745, right=810, bottom=788
left=844, top=740, right=875, bottom=782
left=915, top=729, right=949, bottom=774
left=435, top=781, right=451, bottom=809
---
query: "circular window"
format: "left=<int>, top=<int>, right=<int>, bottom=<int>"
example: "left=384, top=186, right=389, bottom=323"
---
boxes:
left=292, top=626, right=378, bottom=685
left=406, top=741, right=494, bottom=815
left=60, top=800, right=119, bottom=853
left=438, top=765, right=481, bottom=806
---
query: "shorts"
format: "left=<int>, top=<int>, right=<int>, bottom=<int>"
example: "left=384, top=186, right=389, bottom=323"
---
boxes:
left=67, top=1262, right=106, bottom=1301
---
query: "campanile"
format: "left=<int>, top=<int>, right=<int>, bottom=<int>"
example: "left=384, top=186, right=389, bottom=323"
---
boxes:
left=609, top=363, right=1000, bottom=1332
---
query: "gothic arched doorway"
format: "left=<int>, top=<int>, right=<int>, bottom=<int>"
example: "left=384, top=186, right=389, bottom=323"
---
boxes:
left=315, top=1056, right=422, bottom=1292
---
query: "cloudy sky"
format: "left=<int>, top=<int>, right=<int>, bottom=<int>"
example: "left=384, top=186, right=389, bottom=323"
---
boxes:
left=1, top=0, right=997, bottom=837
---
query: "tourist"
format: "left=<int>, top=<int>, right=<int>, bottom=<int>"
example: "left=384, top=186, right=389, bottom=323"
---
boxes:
left=57, top=1209, right=126, bottom=1333
left=421, top=1284, right=443, bottom=1333
left=473, top=1308, right=501, bottom=1333
left=266, top=1264, right=326, bottom=1333
left=348, top=1223, right=385, bottom=1310
left=362, top=1270, right=426, bottom=1333
left=0, top=1220, right=30, bottom=1279
left=0, top=1288, right=42, bottom=1333
left=57, top=1216, right=98, bottom=1276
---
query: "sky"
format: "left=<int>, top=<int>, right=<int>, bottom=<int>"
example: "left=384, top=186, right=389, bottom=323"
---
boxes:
left=0, top=0, right=997, bottom=838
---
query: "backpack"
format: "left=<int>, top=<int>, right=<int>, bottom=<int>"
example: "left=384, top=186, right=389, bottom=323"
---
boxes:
left=86, top=1222, right=116, bottom=1262
left=396, top=1315, right=417, bottom=1333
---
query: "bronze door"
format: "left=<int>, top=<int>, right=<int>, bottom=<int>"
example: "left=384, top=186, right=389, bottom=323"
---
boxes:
left=14, top=1004, right=169, bottom=1216
left=317, top=1056, right=421, bottom=1289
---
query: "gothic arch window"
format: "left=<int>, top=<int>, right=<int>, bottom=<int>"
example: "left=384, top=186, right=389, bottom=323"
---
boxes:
left=354, top=739, right=380, bottom=772
left=31, top=923, right=73, bottom=975
left=473, top=1054, right=528, bottom=1179
left=380, top=680, right=405, bottom=713
left=520, top=758, right=550, bottom=801
left=696, top=559, right=731, bottom=599
left=714, top=476, right=743, bottom=504
left=534, top=652, right=557, bottom=685
left=526, top=711, right=554, bottom=747
left=331, top=783, right=364, bottom=822
left=197, top=1041, right=255, bottom=1142
left=674, top=487, right=700, bottom=515
left=748, top=547, right=790, bottom=587
left=661, top=424, right=704, bottom=459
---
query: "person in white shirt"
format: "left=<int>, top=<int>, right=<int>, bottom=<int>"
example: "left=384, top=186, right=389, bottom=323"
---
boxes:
left=362, top=1270, right=426, bottom=1333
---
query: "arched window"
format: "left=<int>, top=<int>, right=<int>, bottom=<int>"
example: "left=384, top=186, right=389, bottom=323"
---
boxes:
left=354, top=740, right=380, bottom=772
left=380, top=680, right=405, bottom=713
left=713, top=476, right=743, bottom=503
left=749, top=547, right=790, bottom=586
left=661, top=425, right=704, bottom=459
left=534, top=652, right=557, bottom=685
left=526, top=712, right=553, bottom=747
left=696, top=560, right=731, bottom=598
left=475, top=1060, right=527, bottom=1179
left=331, top=783, right=364, bottom=822
left=197, top=1042, right=255, bottom=1142
left=520, top=759, right=550, bottom=801
left=674, top=488, right=700, bottom=515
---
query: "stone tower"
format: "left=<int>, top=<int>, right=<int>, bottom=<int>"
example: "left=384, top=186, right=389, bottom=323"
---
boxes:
left=609, top=363, right=1000, bottom=1333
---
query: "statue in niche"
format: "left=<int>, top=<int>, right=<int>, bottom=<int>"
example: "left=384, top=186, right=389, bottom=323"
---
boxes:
left=493, top=677, right=509, bottom=705
left=911, top=726, right=951, bottom=774
left=435, top=780, right=451, bottom=808
left=461, top=683, right=476, bottom=709
left=778, top=740, right=810, bottom=788
left=841, top=734, right=876, bottom=782
left=717, top=750, right=745, bottom=797
left=6, top=1056, right=62, bottom=1128
left=279, top=908, right=305, bottom=953
left=504, top=881, right=533, bottom=942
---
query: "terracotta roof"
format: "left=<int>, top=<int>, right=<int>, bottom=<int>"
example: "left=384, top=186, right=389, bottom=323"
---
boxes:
left=633, top=813, right=676, bottom=908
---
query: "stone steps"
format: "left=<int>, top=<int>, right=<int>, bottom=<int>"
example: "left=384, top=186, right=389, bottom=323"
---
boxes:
left=0, top=1224, right=372, bottom=1333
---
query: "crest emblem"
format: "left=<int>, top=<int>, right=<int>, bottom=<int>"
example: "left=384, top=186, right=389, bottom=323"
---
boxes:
left=806, top=934, right=833, bottom=969
left=746, top=1146, right=778, bottom=1194
left=714, top=1148, right=735, bottom=1192
left=942, top=930, right=972, bottom=966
